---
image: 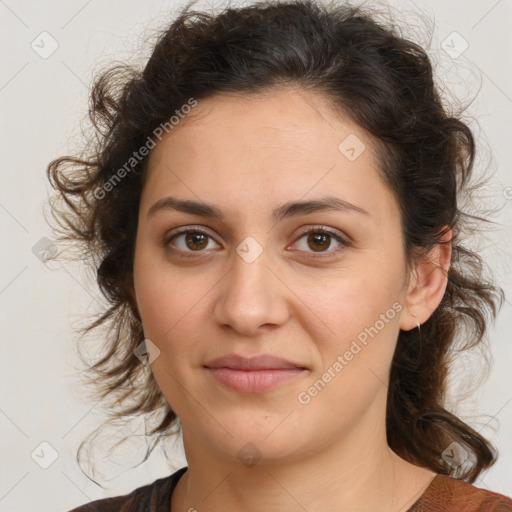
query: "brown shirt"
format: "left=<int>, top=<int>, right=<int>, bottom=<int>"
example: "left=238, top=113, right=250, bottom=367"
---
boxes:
left=68, top=467, right=512, bottom=511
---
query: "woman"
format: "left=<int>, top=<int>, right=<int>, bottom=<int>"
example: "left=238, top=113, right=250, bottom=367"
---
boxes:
left=47, top=0, right=512, bottom=510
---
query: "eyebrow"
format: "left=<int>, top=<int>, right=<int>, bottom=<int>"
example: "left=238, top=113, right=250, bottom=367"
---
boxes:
left=147, top=195, right=370, bottom=222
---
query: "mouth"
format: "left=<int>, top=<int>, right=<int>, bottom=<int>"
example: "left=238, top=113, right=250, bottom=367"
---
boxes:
left=204, top=353, right=309, bottom=393
left=205, top=367, right=308, bottom=393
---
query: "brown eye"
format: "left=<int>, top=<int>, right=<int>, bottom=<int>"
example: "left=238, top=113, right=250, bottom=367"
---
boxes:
left=165, top=228, right=220, bottom=256
left=293, top=227, right=347, bottom=257
left=306, top=232, right=331, bottom=252
left=183, top=232, right=209, bottom=251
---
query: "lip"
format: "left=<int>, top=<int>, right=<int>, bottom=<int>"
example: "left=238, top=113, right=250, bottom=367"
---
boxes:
left=204, top=354, right=308, bottom=393
left=205, top=354, right=306, bottom=370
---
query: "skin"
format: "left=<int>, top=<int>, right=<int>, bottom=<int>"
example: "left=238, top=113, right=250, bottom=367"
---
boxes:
left=132, top=86, right=452, bottom=512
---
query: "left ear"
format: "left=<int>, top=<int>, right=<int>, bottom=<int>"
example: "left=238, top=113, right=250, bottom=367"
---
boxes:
left=399, top=226, right=453, bottom=332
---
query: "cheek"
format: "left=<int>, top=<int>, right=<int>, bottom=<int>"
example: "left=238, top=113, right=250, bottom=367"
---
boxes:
left=133, top=250, right=215, bottom=372
left=133, top=261, right=206, bottom=416
left=297, top=268, right=404, bottom=398
left=133, top=242, right=191, bottom=335
left=293, top=278, right=402, bottom=425
left=135, top=273, right=200, bottom=347
left=300, top=267, right=401, bottom=337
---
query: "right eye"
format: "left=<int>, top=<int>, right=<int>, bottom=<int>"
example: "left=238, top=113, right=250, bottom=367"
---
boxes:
left=164, top=228, right=221, bottom=257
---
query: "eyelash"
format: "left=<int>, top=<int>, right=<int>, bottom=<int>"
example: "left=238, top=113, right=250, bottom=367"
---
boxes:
left=163, top=226, right=349, bottom=259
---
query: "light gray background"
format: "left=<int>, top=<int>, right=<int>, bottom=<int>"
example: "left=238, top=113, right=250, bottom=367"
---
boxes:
left=1, top=0, right=511, bottom=510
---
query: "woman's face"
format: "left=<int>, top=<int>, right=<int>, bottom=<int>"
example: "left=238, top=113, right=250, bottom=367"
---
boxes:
left=133, top=87, right=416, bottom=465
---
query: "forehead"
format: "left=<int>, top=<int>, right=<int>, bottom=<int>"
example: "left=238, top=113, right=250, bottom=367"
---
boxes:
left=146, top=86, right=370, bottom=167
left=141, top=87, right=397, bottom=227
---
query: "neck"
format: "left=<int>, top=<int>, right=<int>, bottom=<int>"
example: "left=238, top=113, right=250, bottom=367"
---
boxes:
left=170, top=416, right=436, bottom=512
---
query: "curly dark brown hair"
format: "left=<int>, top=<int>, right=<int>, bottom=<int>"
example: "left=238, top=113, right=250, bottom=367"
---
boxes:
left=46, top=0, right=504, bottom=485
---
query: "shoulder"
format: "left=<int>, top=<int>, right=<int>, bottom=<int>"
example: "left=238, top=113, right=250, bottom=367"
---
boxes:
left=66, top=467, right=188, bottom=512
left=409, top=474, right=512, bottom=512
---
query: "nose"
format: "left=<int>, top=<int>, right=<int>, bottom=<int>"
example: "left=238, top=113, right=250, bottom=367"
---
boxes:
left=213, top=243, right=290, bottom=336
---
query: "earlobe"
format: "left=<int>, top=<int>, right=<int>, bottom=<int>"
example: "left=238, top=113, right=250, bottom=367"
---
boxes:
left=399, top=227, right=452, bottom=331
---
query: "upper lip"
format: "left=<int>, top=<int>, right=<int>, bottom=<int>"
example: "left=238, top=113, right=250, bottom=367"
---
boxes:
left=204, top=354, right=306, bottom=370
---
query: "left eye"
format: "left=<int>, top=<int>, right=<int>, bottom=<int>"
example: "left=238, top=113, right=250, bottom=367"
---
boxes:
left=164, top=227, right=347, bottom=257
left=292, top=227, right=347, bottom=256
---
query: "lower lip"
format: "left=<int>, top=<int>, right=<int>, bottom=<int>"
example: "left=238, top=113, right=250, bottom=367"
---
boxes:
left=206, top=367, right=307, bottom=393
